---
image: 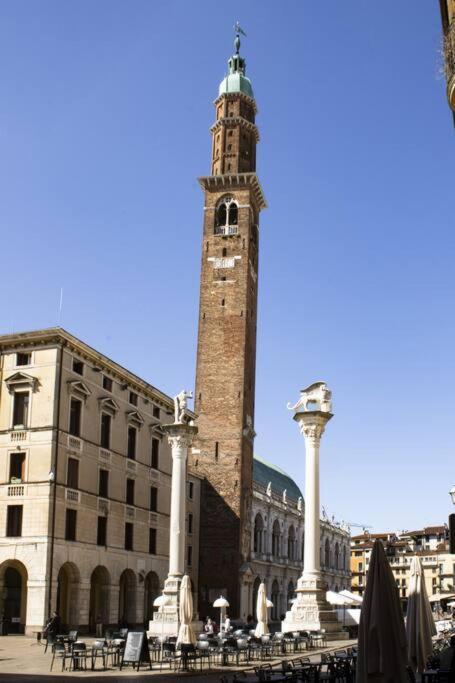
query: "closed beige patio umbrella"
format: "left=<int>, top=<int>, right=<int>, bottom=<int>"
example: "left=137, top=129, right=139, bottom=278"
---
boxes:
left=357, top=539, right=408, bottom=683
left=254, top=582, right=269, bottom=637
left=176, top=575, right=196, bottom=646
left=406, top=555, right=436, bottom=673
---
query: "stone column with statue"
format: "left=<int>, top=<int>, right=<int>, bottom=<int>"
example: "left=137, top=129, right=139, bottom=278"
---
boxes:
left=148, top=390, right=200, bottom=637
left=281, top=382, right=346, bottom=639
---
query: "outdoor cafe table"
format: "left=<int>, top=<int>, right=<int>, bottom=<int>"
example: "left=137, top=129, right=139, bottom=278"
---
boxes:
left=235, top=675, right=290, bottom=683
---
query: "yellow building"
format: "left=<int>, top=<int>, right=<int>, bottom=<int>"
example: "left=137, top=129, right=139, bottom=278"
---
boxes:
left=0, top=328, right=201, bottom=634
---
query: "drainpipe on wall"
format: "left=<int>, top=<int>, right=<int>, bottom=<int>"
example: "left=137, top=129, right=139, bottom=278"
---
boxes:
left=47, top=343, right=64, bottom=619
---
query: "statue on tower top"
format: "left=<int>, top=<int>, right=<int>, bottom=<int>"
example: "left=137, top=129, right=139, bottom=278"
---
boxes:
left=234, top=21, right=247, bottom=54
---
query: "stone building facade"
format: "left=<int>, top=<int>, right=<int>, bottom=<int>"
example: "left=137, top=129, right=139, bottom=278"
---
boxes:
left=0, top=328, right=201, bottom=635
left=351, top=527, right=455, bottom=604
left=439, top=0, right=455, bottom=116
left=248, top=455, right=351, bottom=623
left=191, top=35, right=266, bottom=619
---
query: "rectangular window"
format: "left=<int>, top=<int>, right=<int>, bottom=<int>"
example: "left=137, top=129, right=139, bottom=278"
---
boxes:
left=16, top=352, right=31, bottom=366
left=149, top=528, right=157, bottom=554
left=358, top=562, right=363, bottom=571
left=99, top=469, right=109, bottom=498
left=188, top=512, right=193, bottom=535
left=69, top=398, right=82, bottom=437
left=100, top=413, right=111, bottom=449
left=102, top=375, right=112, bottom=392
left=153, top=406, right=160, bottom=419
left=129, top=391, right=138, bottom=406
left=187, top=545, right=193, bottom=567
left=125, top=522, right=133, bottom=551
left=72, top=359, right=84, bottom=375
left=97, top=516, right=107, bottom=546
left=127, top=426, right=136, bottom=460
left=67, top=457, right=79, bottom=489
left=65, top=509, right=77, bottom=541
left=151, top=438, right=159, bottom=469
left=6, top=505, right=23, bottom=537
left=13, top=392, right=29, bottom=428
left=9, top=452, right=26, bottom=481
left=188, top=481, right=194, bottom=499
left=126, top=478, right=135, bottom=506
left=150, top=487, right=158, bottom=512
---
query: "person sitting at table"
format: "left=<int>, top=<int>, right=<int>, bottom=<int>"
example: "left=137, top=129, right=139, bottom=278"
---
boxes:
left=204, top=617, right=214, bottom=634
left=43, top=611, right=61, bottom=637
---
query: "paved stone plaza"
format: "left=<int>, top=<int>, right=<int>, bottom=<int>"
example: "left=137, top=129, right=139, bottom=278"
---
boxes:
left=0, top=635, right=357, bottom=681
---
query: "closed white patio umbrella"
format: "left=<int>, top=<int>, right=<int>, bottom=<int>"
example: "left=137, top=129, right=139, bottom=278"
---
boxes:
left=406, top=555, right=436, bottom=674
left=177, top=575, right=196, bottom=646
left=339, top=589, right=363, bottom=604
left=254, top=582, right=269, bottom=637
left=357, top=539, right=408, bottom=683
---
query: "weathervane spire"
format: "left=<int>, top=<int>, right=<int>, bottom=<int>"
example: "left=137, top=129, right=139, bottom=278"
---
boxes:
left=233, top=21, right=247, bottom=54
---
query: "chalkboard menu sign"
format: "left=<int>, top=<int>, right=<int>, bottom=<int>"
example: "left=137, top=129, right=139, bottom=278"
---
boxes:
left=120, top=631, right=151, bottom=671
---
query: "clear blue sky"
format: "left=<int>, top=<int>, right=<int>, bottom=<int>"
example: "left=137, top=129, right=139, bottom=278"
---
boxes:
left=1, top=2, right=453, bottom=533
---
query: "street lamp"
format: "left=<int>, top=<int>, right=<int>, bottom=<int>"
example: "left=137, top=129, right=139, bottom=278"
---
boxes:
left=449, top=486, right=455, bottom=505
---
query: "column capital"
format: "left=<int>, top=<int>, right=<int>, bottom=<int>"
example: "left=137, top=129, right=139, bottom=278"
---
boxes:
left=162, top=422, right=198, bottom=453
left=294, top=411, right=332, bottom=444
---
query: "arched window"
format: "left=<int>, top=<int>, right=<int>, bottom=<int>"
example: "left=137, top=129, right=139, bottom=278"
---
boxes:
left=324, top=538, right=330, bottom=568
left=342, top=545, right=347, bottom=570
left=287, top=526, right=296, bottom=560
left=214, top=196, right=238, bottom=235
left=335, top=543, right=339, bottom=570
left=272, top=520, right=281, bottom=558
left=254, top=514, right=264, bottom=554
left=301, top=533, right=305, bottom=563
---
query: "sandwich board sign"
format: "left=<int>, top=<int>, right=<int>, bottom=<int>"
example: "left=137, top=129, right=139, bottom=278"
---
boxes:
left=120, top=630, right=151, bottom=671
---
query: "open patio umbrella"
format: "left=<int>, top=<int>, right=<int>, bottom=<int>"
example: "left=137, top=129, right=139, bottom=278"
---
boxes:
left=177, top=575, right=196, bottom=646
left=213, top=596, right=229, bottom=636
left=357, top=539, right=408, bottom=683
left=340, top=589, right=363, bottom=604
left=254, top=582, right=269, bottom=637
left=406, top=555, right=437, bottom=673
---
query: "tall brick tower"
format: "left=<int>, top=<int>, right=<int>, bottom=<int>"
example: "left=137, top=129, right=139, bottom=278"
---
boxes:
left=191, top=29, right=266, bottom=619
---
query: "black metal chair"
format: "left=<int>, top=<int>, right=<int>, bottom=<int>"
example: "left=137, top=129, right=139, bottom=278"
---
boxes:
left=71, top=642, right=88, bottom=671
left=50, top=642, right=70, bottom=671
left=91, top=639, right=107, bottom=670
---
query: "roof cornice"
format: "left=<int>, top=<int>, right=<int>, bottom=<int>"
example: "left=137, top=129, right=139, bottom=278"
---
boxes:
left=198, top=172, right=267, bottom=211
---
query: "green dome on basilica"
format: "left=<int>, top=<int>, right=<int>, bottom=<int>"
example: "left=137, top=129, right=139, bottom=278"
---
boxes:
left=253, top=454, right=303, bottom=502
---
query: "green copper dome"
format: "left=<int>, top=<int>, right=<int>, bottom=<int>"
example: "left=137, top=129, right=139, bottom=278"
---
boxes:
left=253, top=455, right=303, bottom=502
left=219, top=35, right=254, bottom=99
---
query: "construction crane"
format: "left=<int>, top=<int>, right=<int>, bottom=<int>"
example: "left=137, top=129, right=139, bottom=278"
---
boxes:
left=344, top=521, right=373, bottom=534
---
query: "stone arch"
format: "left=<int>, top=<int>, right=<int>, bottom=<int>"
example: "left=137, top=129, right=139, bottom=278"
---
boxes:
left=342, top=545, right=347, bottom=570
left=89, top=566, right=110, bottom=632
left=272, top=519, right=281, bottom=558
left=253, top=513, right=264, bottom=554
left=144, top=571, right=160, bottom=624
left=324, top=538, right=330, bottom=568
left=118, top=569, right=136, bottom=627
left=271, top=579, right=280, bottom=621
left=301, top=532, right=305, bottom=563
left=57, top=562, right=80, bottom=628
left=335, top=542, right=340, bottom=570
left=0, top=560, right=28, bottom=633
left=252, top=576, right=261, bottom=618
left=287, top=525, right=296, bottom=560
